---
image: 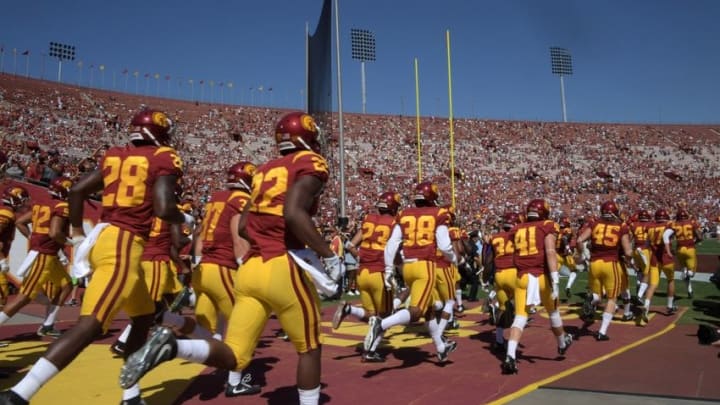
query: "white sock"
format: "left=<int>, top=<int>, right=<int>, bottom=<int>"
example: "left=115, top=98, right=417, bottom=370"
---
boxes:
left=599, top=312, right=613, bottom=335
left=623, top=300, right=631, bottom=316
left=557, top=333, right=568, bottom=348
left=567, top=272, right=577, bottom=289
left=380, top=308, right=411, bottom=330
left=43, top=305, right=60, bottom=327
left=638, top=283, right=648, bottom=299
left=122, top=384, right=140, bottom=400
left=117, top=324, right=132, bottom=344
left=455, top=289, right=463, bottom=307
left=298, top=385, right=321, bottom=405
left=426, top=318, right=444, bottom=351
left=176, top=339, right=211, bottom=363
left=349, top=306, right=366, bottom=319
left=227, top=370, right=242, bottom=386
left=507, top=340, right=518, bottom=358
left=162, top=311, right=213, bottom=339
left=0, top=312, right=9, bottom=325
left=370, top=329, right=385, bottom=351
left=12, top=357, right=59, bottom=401
left=667, top=296, right=674, bottom=308
left=591, top=293, right=601, bottom=305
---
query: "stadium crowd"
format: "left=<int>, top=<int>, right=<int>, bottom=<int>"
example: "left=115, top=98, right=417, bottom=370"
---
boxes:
left=1, top=74, right=719, bottom=236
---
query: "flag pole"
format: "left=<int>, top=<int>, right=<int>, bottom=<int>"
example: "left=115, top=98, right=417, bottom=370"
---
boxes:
left=334, top=0, right=347, bottom=228
left=414, top=57, right=422, bottom=183
left=446, top=29, right=456, bottom=209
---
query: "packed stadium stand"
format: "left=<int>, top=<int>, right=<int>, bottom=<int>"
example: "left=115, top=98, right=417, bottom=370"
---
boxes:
left=1, top=73, right=718, bottom=233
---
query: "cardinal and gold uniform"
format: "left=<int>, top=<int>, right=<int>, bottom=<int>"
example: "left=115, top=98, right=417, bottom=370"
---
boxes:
left=356, top=212, right=396, bottom=317
left=224, top=150, right=328, bottom=368
left=82, top=144, right=183, bottom=331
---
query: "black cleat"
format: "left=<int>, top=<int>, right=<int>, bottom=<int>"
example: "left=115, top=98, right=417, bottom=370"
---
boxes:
left=119, top=327, right=177, bottom=389
left=225, top=374, right=261, bottom=397
left=120, top=395, right=147, bottom=405
left=331, top=301, right=350, bottom=330
left=621, top=313, right=635, bottom=322
left=490, top=339, right=507, bottom=355
left=595, top=333, right=610, bottom=341
left=501, top=356, right=518, bottom=374
left=558, top=333, right=573, bottom=355
left=581, top=295, right=595, bottom=322
left=361, top=351, right=386, bottom=363
left=667, top=305, right=678, bottom=315
left=0, top=391, right=28, bottom=405
left=437, top=340, right=458, bottom=363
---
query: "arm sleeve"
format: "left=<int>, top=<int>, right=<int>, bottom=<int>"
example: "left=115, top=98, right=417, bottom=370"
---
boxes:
left=384, top=224, right=403, bottom=267
left=436, top=225, right=457, bottom=264
left=662, top=228, right=675, bottom=244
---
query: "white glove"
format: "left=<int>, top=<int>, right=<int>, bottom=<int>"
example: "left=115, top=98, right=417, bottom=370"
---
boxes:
left=58, top=250, right=69, bottom=266
left=191, top=255, right=202, bottom=270
left=383, top=266, right=397, bottom=291
left=0, top=258, right=9, bottom=273
left=66, top=235, right=86, bottom=247
left=321, top=254, right=343, bottom=283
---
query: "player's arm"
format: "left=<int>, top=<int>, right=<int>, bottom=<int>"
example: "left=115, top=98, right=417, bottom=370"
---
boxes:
left=230, top=212, right=250, bottom=265
left=68, top=170, right=104, bottom=237
left=662, top=228, right=675, bottom=258
left=575, top=226, right=591, bottom=246
left=384, top=224, right=402, bottom=268
left=345, top=227, right=363, bottom=258
left=436, top=225, right=458, bottom=264
left=169, top=222, right=191, bottom=274
left=284, top=175, right=334, bottom=258
left=154, top=175, right=184, bottom=225
left=48, top=214, right=69, bottom=246
left=15, top=210, right=32, bottom=239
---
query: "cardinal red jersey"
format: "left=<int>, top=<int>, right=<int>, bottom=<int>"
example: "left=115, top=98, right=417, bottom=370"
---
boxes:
left=647, top=221, right=674, bottom=266
left=512, top=219, right=558, bottom=276
left=491, top=230, right=515, bottom=270
left=28, top=200, right=68, bottom=254
left=199, top=189, right=251, bottom=268
left=397, top=206, right=450, bottom=261
left=245, top=150, right=329, bottom=261
left=358, top=212, right=397, bottom=273
left=630, top=221, right=650, bottom=249
left=99, top=144, right=183, bottom=239
left=672, top=219, right=700, bottom=248
left=141, top=217, right=171, bottom=261
left=587, top=218, right=629, bottom=261
left=0, top=206, right=16, bottom=256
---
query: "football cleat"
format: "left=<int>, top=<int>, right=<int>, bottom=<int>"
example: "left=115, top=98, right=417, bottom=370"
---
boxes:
left=119, top=395, right=147, bottom=405
left=363, top=316, right=383, bottom=352
left=501, top=356, right=518, bottom=375
left=119, top=327, right=177, bottom=389
left=0, top=391, right=28, bottom=405
left=565, top=287, right=572, bottom=301
left=361, top=351, right=386, bottom=363
left=558, top=333, right=573, bottom=355
left=595, top=333, right=610, bottom=342
left=332, top=301, right=350, bottom=330
left=36, top=325, right=62, bottom=338
left=110, top=341, right=127, bottom=356
left=667, top=305, right=678, bottom=315
left=581, top=295, right=595, bottom=322
left=168, top=287, right=192, bottom=313
left=490, top=339, right=507, bottom=355
left=621, top=313, right=635, bottom=322
left=225, top=374, right=261, bottom=397
left=437, top=340, right=458, bottom=363
left=456, top=304, right=465, bottom=314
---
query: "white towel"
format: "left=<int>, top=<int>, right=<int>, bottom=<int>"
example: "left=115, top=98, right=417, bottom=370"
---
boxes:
left=526, top=274, right=541, bottom=306
left=288, top=249, right=339, bottom=298
left=16, top=250, right=39, bottom=278
left=71, top=222, right=110, bottom=279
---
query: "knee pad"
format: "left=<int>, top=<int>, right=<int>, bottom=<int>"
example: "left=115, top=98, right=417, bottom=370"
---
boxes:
left=549, top=311, right=563, bottom=328
left=511, top=315, right=527, bottom=331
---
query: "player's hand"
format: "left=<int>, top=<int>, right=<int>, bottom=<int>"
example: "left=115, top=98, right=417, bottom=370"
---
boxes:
left=321, top=254, right=342, bottom=282
left=551, top=283, right=560, bottom=301
left=383, top=266, right=397, bottom=291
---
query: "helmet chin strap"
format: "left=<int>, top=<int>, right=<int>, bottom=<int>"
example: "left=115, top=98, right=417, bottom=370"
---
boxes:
left=142, top=127, right=161, bottom=147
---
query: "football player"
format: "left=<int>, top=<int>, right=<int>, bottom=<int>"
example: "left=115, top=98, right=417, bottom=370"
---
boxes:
left=0, top=186, right=30, bottom=309
left=488, top=211, right=521, bottom=353
left=575, top=201, right=634, bottom=340
left=557, top=216, right=578, bottom=300
left=672, top=208, right=702, bottom=298
left=336, top=191, right=401, bottom=362
left=363, top=181, right=459, bottom=364
left=119, top=111, right=340, bottom=405
left=630, top=209, right=652, bottom=305
left=643, top=208, right=677, bottom=322
left=0, top=177, right=74, bottom=338
left=501, top=199, right=573, bottom=374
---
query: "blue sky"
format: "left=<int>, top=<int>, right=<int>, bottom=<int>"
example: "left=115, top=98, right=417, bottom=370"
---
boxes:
left=1, top=0, right=719, bottom=124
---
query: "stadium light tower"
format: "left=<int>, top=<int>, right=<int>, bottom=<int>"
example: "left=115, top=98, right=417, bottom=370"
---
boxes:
left=49, top=42, right=76, bottom=83
left=549, top=47, right=572, bottom=122
left=351, top=28, right=376, bottom=114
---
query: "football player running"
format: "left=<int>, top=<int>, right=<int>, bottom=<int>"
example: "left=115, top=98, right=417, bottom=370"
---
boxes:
left=0, top=186, right=30, bottom=310
left=575, top=201, right=634, bottom=341
left=336, top=191, right=401, bottom=362
left=672, top=208, right=702, bottom=299
left=501, top=199, right=573, bottom=374
left=363, top=181, right=459, bottom=364
left=118, top=112, right=340, bottom=405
